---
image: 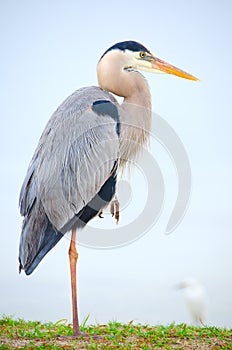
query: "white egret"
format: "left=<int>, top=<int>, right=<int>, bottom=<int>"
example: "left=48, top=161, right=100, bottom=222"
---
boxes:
left=178, top=278, right=207, bottom=326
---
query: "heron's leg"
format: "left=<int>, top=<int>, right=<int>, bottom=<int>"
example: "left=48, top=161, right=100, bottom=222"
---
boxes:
left=69, top=229, right=81, bottom=336
left=110, top=195, right=120, bottom=224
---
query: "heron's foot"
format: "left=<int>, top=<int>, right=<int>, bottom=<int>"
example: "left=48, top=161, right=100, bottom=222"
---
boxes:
left=55, top=333, right=83, bottom=339
left=98, top=210, right=104, bottom=218
left=110, top=197, right=120, bottom=224
left=56, top=332, right=102, bottom=340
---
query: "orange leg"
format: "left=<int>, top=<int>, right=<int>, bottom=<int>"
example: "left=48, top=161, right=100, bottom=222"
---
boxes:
left=69, top=229, right=81, bottom=336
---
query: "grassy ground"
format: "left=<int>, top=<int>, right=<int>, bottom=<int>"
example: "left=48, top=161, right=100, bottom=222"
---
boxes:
left=0, top=316, right=231, bottom=349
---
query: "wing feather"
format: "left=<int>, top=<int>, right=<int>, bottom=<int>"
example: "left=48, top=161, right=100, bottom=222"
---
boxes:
left=19, top=87, right=119, bottom=231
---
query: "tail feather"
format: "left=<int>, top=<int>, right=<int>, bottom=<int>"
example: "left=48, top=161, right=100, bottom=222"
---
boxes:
left=23, top=224, right=63, bottom=275
left=19, top=200, right=63, bottom=275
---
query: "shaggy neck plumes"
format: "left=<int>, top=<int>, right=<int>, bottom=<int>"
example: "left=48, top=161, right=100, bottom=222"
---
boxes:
left=97, top=52, right=152, bottom=165
left=118, top=73, right=152, bottom=165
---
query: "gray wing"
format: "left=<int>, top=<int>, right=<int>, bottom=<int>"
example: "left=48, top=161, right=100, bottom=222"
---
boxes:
left=19, top=87, right=119, bottom=273
left=20, top=86, right=119, bottom=230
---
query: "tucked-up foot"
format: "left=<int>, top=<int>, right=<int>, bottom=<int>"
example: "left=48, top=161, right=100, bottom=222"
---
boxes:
left=98, top=210, right=104, bottom=218
left=110, top=195, right=120, bottom=224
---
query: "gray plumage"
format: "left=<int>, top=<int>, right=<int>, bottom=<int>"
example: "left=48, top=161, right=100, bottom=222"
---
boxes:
left=19, top=87, right=120, bottom=274
left=18, top=40, right=198, bottom=277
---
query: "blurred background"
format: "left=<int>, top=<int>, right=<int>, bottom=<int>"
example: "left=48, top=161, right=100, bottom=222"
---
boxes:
left=0, top=0, right=231, bottom=327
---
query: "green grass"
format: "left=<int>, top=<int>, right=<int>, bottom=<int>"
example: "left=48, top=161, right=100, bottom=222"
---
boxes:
left=0, top=316, right=231, bottom=349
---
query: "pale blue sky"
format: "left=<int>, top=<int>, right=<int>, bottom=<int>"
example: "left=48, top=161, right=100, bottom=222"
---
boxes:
left=0, top=0, right=232, bottom=327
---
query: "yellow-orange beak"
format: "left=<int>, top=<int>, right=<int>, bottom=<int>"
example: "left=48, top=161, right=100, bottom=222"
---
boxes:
left=149, top=56, right=199, bottom=81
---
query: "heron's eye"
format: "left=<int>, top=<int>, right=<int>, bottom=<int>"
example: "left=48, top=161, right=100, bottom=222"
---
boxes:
left=139, top=52, right=146, bottom=58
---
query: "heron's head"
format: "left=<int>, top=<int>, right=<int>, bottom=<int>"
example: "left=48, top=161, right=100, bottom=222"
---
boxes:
left=97, top=40, right=198, bottom=91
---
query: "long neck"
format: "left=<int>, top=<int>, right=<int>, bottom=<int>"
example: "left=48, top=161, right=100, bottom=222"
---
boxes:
left=123, top=71, right=151, bottom=109
left=97, top=54, right=152, bottom=164
left=118, top=73, right=152, bottom=165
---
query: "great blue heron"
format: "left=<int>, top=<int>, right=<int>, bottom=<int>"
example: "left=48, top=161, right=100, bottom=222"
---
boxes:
left=19, top=40, right=198, bottom=336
